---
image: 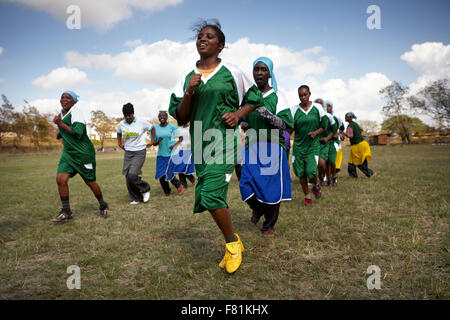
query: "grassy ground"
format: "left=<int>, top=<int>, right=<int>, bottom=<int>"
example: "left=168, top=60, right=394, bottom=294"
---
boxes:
left=0, top=144, right=448, bottom=299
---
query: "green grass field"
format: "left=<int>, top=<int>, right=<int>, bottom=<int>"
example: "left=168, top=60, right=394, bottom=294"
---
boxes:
left=0, top=144, right=448, bottom=299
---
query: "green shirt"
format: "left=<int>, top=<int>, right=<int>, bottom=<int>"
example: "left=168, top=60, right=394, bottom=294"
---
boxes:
left=332, top=115, right=345, bottom=144
left=347, top=120, right=364, bottom=145
left=318, top=112, right=336, bottom=141
left=58, top=106, right=95, bottom=164
left=277, top=103, right=328, bottom=157
left=168, top=61, right=264, bottom=177
left=244, top=89, right=289, bottom=150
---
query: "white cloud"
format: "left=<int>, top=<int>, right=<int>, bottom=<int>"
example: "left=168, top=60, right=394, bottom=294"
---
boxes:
left=65, top=38, right=333, bottom=89
left=401, top=42, right=450, bottom=93
left=86, top=88, right=172, bottom=119
left=124, top=39, right=143, bottom=48
left=62, top=37, right=391, bottom=123
left=276, top=42, right=450, bottom=124
left=223, top=38, right=332, bottom=83
left=283, top=72, right=392, bottom=123
left=66, top=40, right=198, bottom=88
left=27, top=88, right=173, bottom=121
left=31, top=67, right=91, bottom=89
left=7, top=0, right=183, bottom=31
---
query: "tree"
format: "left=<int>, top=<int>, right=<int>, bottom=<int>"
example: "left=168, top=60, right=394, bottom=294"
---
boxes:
left=90, top=110, right=118, bottom=149
left=358, top=120, right=380, bottom=135
left=408, top=79, right=450, bottom=130
left=10, top=112, right=31, bottom=147
left=379, top=81, right=413, bottom=143
left=23, top=103, right=53, bottom=149
left=0, top=94, right=15, bottom=148
left=381, top=115, right=427, bottom=144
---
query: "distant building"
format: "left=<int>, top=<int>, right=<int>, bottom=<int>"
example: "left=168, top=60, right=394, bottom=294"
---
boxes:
left=365, top=131, right=391, bottom=146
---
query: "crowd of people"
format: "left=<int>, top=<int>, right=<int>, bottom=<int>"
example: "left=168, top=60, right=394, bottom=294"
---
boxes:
left=51, top=19, right=375, bottom=274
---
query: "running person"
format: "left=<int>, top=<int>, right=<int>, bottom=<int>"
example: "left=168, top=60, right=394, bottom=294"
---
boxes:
left=117, top=103, right=152, bottom=204
left=317, top=100, right=337, bottom=186
left=52, top=90, right=108, bottom=222
left=344, top=112, right=376, bottom=178
left=239, top=56, right=291, bottom=237
left=278, top=86, right=328, bottom=206
left=325, top=101, right=343, bottom=186
left=166, top=123, right=196, bottom=188
left=150, top=111, right=183, bottom=196
left=334, top=111, right=346, bottom=174
left=168, top=19, right=264, bottom=273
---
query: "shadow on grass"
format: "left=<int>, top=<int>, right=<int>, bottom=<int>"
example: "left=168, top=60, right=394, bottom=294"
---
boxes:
left=0, top=218, right=25, bottom=243
left=161, top=224, right=219, bottom=263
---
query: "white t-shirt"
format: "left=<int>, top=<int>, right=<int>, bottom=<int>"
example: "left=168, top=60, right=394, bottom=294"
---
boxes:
left=117, top=118, right=152, bottom=151
left=174, top=126, right=191, bottom=150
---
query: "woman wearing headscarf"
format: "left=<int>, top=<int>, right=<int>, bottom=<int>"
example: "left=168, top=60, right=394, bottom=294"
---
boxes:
left=324, top=101, right=345, bottom=185
left=316, top=99, right=337, bottom=186
left=344, top=112, right=375, bottom=178
left=52, top=90, right=108, bottom=222
left=239, top=56, right=291, bottom=237
left=117, top=103, right=152, bottom=204
left=168, top=19, right=264, bottom=273
left=319, top=100, right=340, bottom=186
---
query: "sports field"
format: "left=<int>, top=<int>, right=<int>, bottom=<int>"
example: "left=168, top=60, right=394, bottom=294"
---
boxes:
left=0, top=144, right=448, bottom=299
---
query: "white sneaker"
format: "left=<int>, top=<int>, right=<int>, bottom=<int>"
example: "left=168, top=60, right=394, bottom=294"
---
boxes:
left=130, top=201, right=140, bottom=205
left=143, top=191, right=150, bottom=203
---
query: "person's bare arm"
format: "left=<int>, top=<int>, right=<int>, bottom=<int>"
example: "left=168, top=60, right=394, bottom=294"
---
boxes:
left=222, top=105, right=255, bottom=127
left=117, top=133, right=124, bottom=150
left=174, top=74, right=202, bottom=124
left=53, top=114, right=72, bottom=135
left=169, top=136, right=183, bottom=150
left=320, top=132, right=334, bottom=143
left=309, top=127, right=324, bottom=139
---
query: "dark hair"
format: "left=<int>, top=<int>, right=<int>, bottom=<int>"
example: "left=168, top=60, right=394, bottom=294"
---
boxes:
left=158, top=110, right=168, bottom=115
left=122, top=102, right=134, bottom=115
left=298, top=85, right=310, bottom=93
left=191, top=19, right=226, bottom=51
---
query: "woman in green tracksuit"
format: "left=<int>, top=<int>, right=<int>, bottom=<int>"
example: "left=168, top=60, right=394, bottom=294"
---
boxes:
left=278, top=85, right=329, bottom=206
left=169, top=20, right=264, bottom=274
left=52, top=90, right=108, bottom=222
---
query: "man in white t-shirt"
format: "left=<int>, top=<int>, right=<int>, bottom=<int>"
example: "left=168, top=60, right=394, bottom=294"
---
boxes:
left=117, top=103, right=152, bottom=204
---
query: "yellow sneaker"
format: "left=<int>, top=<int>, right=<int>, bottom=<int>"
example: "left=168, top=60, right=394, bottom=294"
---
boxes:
left=218, top=250, right=230, bottom=269
left=218, top=233, right=244, bottom=269
left=225, top=234, right=244, bottom=274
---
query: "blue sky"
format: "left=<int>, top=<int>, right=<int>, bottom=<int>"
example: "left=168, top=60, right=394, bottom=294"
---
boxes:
left=0, top=0, right=449, bottom=124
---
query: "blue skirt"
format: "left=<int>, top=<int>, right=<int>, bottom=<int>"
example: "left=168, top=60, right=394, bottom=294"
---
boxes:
left=239, top=142, right=291, bottom=204
left=166, top=149, right=195, bottom=180
left=155, top=156, right=170, bottom=180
